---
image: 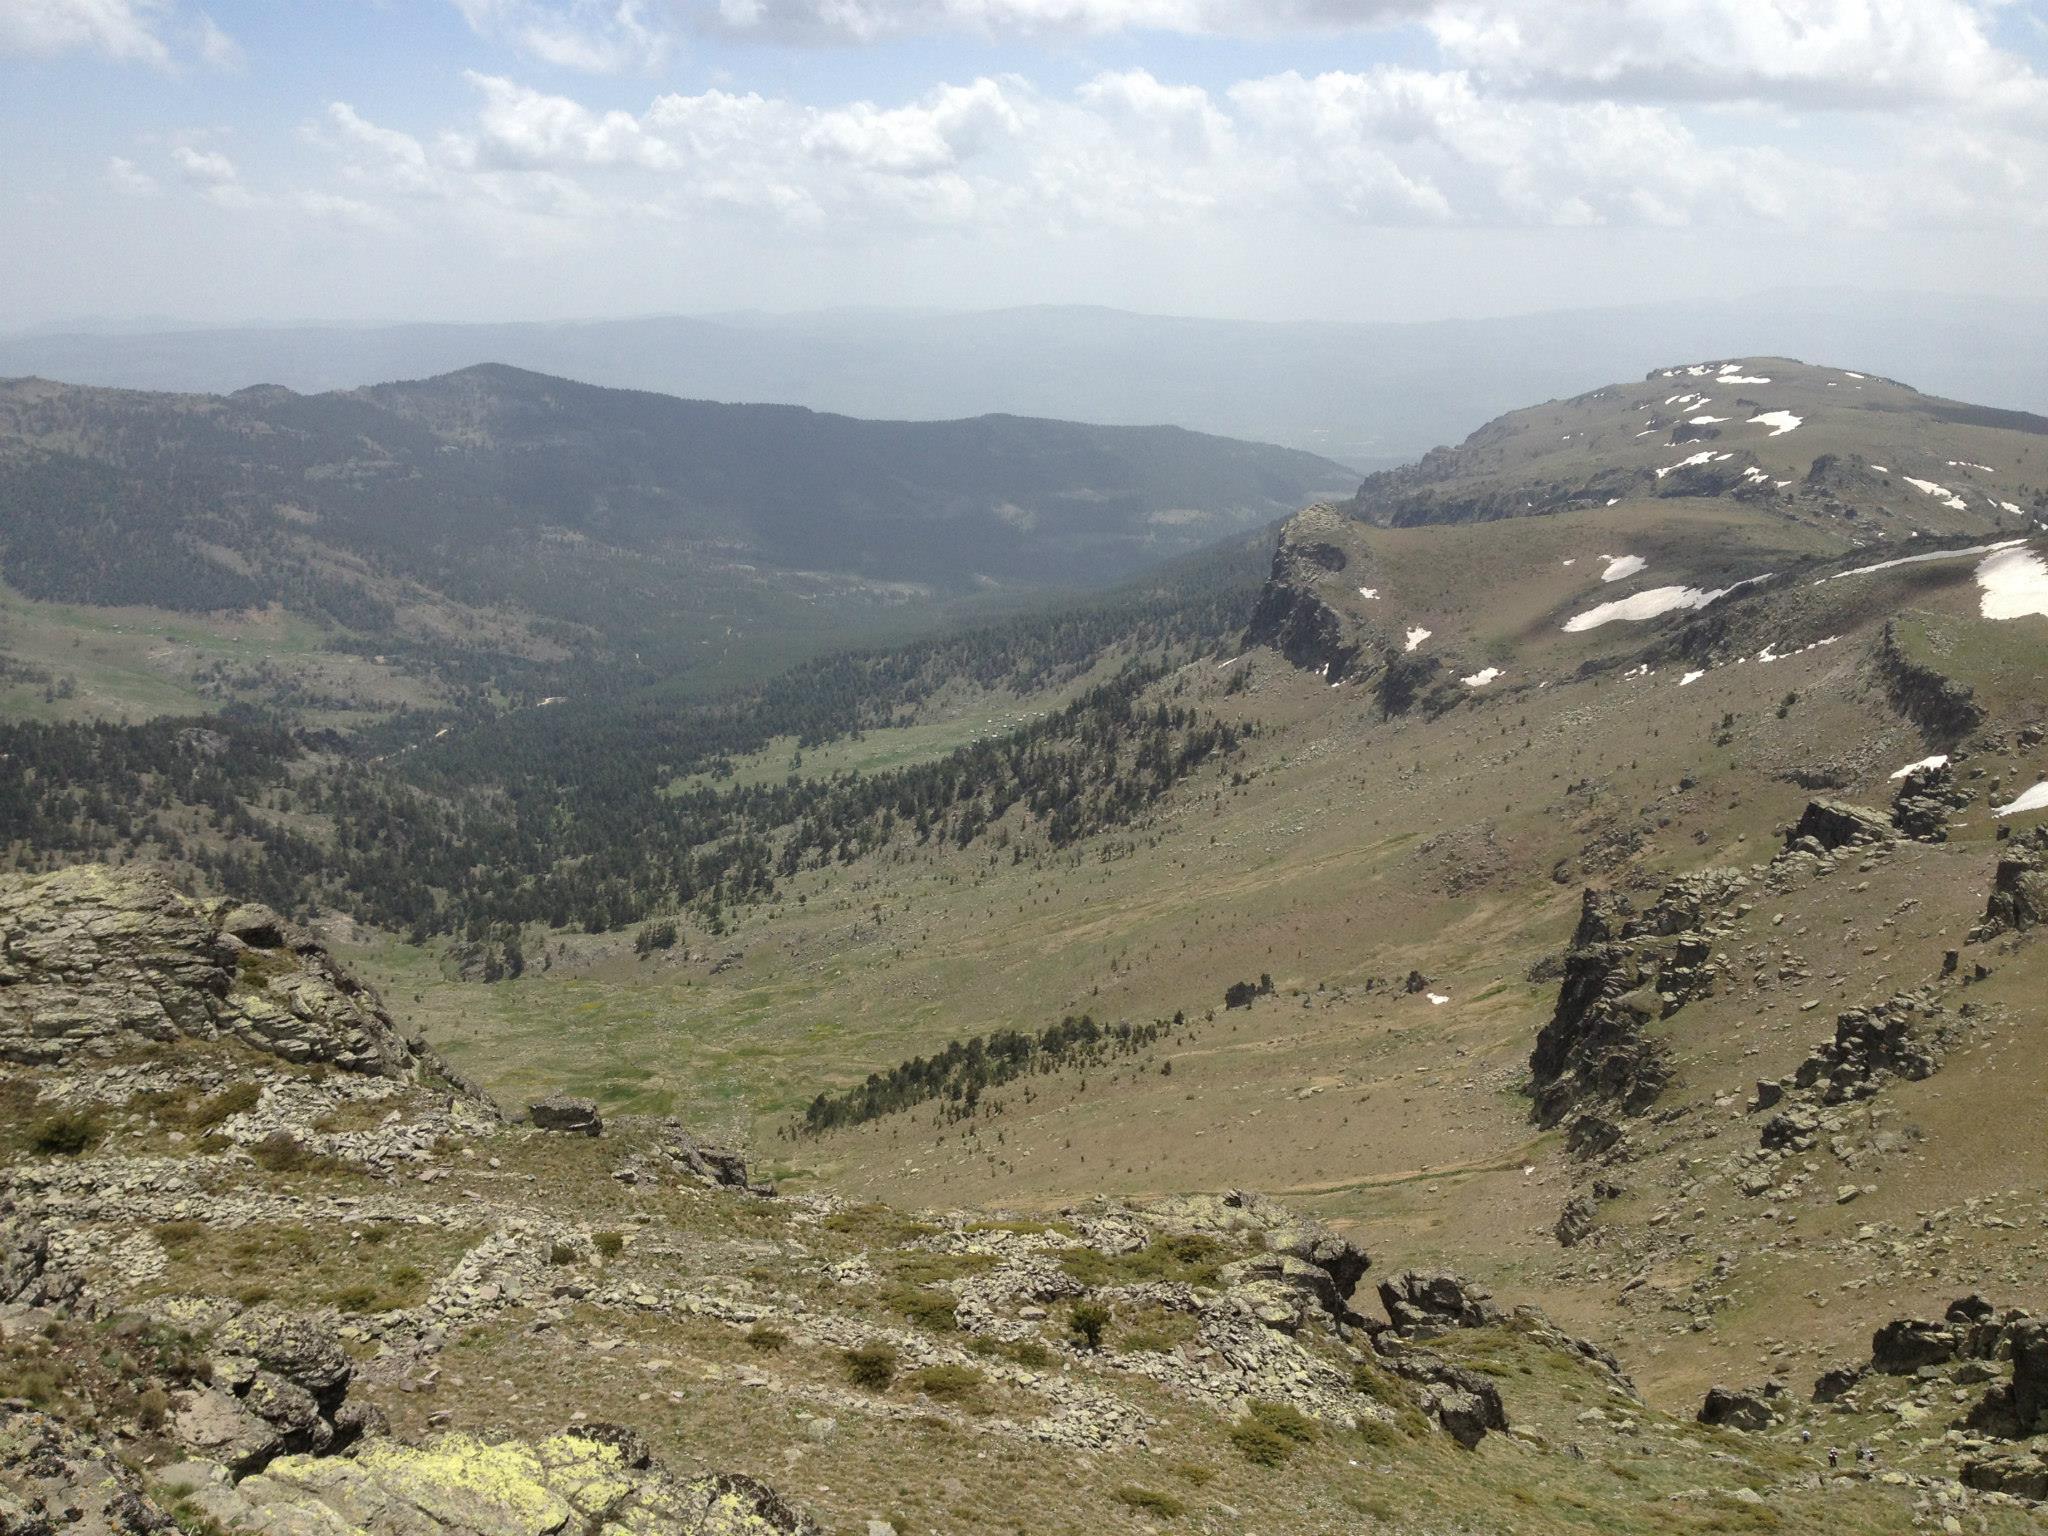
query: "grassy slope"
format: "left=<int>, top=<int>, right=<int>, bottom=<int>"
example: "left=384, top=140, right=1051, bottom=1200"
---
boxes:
left=356, top=498, right=2048, bottom=1417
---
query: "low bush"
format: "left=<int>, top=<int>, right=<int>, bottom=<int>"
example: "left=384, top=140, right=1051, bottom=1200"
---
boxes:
left=842, top=1343, right=897, bottom=1390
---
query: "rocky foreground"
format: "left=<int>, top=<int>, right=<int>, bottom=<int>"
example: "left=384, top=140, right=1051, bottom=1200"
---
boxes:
left=5, top=867, right=2048, bottom=1534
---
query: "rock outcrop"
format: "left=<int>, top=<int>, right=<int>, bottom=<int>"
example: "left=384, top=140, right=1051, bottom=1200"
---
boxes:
left=1243, top=505, right=1382, bottom=688
left=1971, top=826, right=2048, bottom=940
left=1699, top=1383, right=1780, bottom=1431
left=1528, top=870, right=1747, bottom=1135
left=167, top=1433, right=819, bottom=1536
left=1890, top=760, right=1973, bottom=842
left=0, top=1403, right=174, bottom=1535
left=1877, top=619, right=1984, bottom=747
left=1784, top=798, right=1895, bottom=854
left=0, top=867, right=437, bottom=1081
left=1377, top=1270, right=1502, bottom=1336
left=529, top=1092, right=604, bottom=1136
left=172, top=1310, right=379, bottom=1475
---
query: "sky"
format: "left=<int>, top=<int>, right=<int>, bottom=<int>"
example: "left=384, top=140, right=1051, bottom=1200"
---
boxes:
left=4, top=0, right=2048, bottom=327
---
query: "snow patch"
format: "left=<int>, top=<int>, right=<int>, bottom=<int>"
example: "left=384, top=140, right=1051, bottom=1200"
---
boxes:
left=1889, top=754, right=1950, bottom=780
left=1426, top=993, right=1451, bottom=1006
left=1816, top=538, right=2024, bottom=585
left=1749, top=411, right=1803, bottom=436
left=1976, top=545, right=2048, bottom=621
left=1601, top=554, right=1647, bottom=582
left=1461, top=667, right=1503, bottom=687
left=1358, top=586, right=1380, bottom=600
left=1562, top=575, right=1771, bottom=633
left=1904, top=477, right=1969, bottom=512
left=1404, top=626, right=1432, bottom=652
left=1679, top=670, right=1705, bottom=686
left=1688, top=415, right=1728, bottom=424
left=1656, top=451, right=1717, bottom=480
left=1946, top=461, right=1994, bottom=474
left=1994, top=782, right=2048, bottom=819
left=1718, top=375, right=1772, bottom=384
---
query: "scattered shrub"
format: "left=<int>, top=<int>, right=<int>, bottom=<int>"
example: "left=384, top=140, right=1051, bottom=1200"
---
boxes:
left=31, top=1110, right=103, bottom=1157
left=842, top=1344, right=897, bottom=1390
left=744, top=1326, right=788, bottom=1353
left=910, top=1364, right=984, bottom=1406
left=593, top=1231, right=625, bottom=1259
left=186, top=1082, right=259, bottom=1132
left=881, top=1284, right=959, bottom=1331
left=250, top=1132, right=334, bottom=1174
left=548, top=1243, right=578, bottom=1267
left=1228, top=1418, right=1295, bottom=1467
left=1069, top=1300, right=1111, bottom=1352
left=1112, top=1486, right=1185, bottom=1518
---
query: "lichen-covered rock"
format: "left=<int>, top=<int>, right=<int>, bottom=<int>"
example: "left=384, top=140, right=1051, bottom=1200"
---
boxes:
left=1145, top=1189, right=1369, bottom=1325
left=212, top=1310, right=354, bottom=1411
left=0, top=866, right=428, bottom=1078
left=0, top=1208, right=81, bottom=1309
left=0, top=1404, right=175, bottom=1535
left=208, top=1428, right=819, bottom=1535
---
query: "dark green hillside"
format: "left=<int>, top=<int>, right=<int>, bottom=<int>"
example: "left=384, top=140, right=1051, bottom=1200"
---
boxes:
left=0, top=368, right=1350, bottom=683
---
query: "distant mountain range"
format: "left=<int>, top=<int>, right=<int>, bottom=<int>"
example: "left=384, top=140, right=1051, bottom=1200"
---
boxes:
left=0, top=365, right=1350, bottom=691
left=5, top=291, right=2047, bottom=470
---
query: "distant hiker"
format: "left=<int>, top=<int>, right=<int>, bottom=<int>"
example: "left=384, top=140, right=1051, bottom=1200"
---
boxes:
left=1828, top=1448, right=1840, bottom=1469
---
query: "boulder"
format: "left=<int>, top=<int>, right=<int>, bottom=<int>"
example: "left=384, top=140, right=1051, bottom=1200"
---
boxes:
left=0, top=866, right=435, bottom=1080
left=212, top=1310, right=353, bottom=1411
left=1961, top=1451, right=2048, bottom=1502
left=1871, top=1318, right=1960, bottom=1374
left=1380, top=1350, right=1508, bottom=1448
left=1698, top=1384, right=1776, bottom=1431
left=212, top=1429, right=820, bottom=1535
left=1812, top=1363, right=1865, bottom=1403
left=1378, top=1270, right=1502, bottom=1335
left=2012, top=1319, right=2048, bottom=1436
left=1786, top=799, right=1895, bottom=853
left=0, top=1210, right=81, bottom=1310
left=661, top=1123, right=766, bottom=1193
left=1554, top=1194, right=1597, bottom=1248
left=529, top=1094, right=603, bottom=1137
left=1972, top=827, right=2048, bottom=940
left=171, top=1387, right=285, bottom=1477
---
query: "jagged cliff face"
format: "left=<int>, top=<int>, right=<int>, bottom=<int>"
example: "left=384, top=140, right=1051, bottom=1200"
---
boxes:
left=0, top=866, right=444, bottom=1083
left=1242, top=504, right=1386, bottom=687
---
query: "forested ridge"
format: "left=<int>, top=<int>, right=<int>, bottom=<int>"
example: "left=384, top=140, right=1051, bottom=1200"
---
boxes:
left=0, top=539, right=1266, bottom=941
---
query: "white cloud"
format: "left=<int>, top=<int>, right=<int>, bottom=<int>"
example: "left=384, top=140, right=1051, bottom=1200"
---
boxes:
left=452, top=0, right=673, bottom=71
left=0, top=0, right=242, bottom=68
left=1429, top=0, right=2048, bottom=115
left=105, top=155, right=159, bottom=195
left=0, top=0, right=175, bottom=64
left=452, top=71, right=680, bottom=169
left=193, top=11, right=241, bottom=69
left=251, top=57, right=2047, bottom=254
left=171, top=144, right=238, bottom=185
left=694, top=0, right=1422, bottom=42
